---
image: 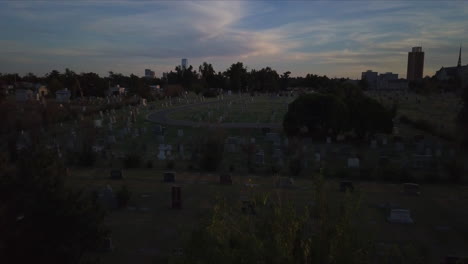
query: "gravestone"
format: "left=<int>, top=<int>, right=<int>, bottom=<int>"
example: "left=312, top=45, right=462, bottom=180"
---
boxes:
left=110, top=169, right=123, bottom=180
left=220, top=173, right=232, bottom=185
left=255, top=151, right=265, bottom=165
left=395, top=142, right=405, bottom=152
left=164, top=171, right=176, bottom=182
left=347, top=158, right=360, bottom=168
left=326, top=137, right=331, bottom=144
left=102, top=237, right=114, bottom=252
left=171, top=186, right=182, bottom=209
left=94, top=119, right=102, bottom=128
left=97, top=185, right=117, bottom=210
left=387, top=209, right=414, bottom=224
left=241, top=200, right=256, bottom=215
left=315, top=152, right=321, bottom=162
left=276, top=177, right=294, bottom=188
left=340, top=181, right=354, bottom=192
left=403, top=183, right=420, bottom=195
left=154, top=125, right=164, bottom=135
left=177, top=129, right=184, bottom=137
left=371, top=140, right=377, bottom=149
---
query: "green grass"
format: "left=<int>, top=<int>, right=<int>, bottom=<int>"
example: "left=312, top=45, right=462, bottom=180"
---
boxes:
left=168, top=95, right=293, bottom=123
left=69, top=168, right=468, bottom=264
left=367, top=91, right=462, bottom=140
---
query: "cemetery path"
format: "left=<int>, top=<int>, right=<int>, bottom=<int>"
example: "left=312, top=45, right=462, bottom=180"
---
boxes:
left=146, top=100, right=282, bottom=129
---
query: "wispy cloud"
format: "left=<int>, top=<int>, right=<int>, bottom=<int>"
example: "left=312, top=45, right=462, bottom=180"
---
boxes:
left=0, top=1, right=467, bottom=78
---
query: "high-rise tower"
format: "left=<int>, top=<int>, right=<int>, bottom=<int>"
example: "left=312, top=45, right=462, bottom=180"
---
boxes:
left=457, top=45, right=462, bottom=67
left=407, top=47, right=424, bottom=81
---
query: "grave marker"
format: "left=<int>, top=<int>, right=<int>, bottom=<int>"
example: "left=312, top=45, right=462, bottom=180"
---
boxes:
left=387, top=209, right=414, bottom=224
left=171, top=186, right=182, bottom=209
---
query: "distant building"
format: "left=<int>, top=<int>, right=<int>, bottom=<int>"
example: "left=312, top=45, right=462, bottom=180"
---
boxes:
left=362, top=71, right=407, bottom=90
left=56, top=88, right=71, bottom=103
left=181, top=58, right=188, bottom=70
left=15, top=88, right=34, bottom=102
left=108, top=85, right=126, bottom=96
left=361, top=70, right=378, bottom=89
left=435, top=46, right=468, bottom=89
left=144, top=69, right=155, bottom=78
left=35, top=84, right=48, bottom=97
left=407, top=47, right=424, bottom=81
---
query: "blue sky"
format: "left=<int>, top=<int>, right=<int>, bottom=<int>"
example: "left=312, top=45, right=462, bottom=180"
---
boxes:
left=0, top=1, right=467, bottom=79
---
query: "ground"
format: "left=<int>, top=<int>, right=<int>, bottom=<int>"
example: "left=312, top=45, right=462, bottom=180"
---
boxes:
left=69, top=168, right=468, bottom=264
left=28, top=91, right=468, bottom=263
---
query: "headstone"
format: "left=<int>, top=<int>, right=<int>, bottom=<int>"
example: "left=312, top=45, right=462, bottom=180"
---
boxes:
left=101, top=237, right=114, bottom=252
left=387, top=209, right=414, bottom=224
left=326, top=137, right=331, bottom=144
left=171, top=186, right=182, bottom=209
left=371, top=140, right=377, bottom=149
left=241, top=200, right=256, bottom=215
left=347, top=158, right=360, bottom=168
left=315, top=152, right=321, bottom=162
left=276, top=177, right=294, bottom=188
left=110, top=169, right=123, bottom=180
left=403, top=183, right=420, bottom=195
left=340, top=181, right=354, bottom=192
left=97, top=185, right=118, bottom=210
left=163, top=171, right=176, bottom=182
left=177, top=129, right=184, bottom=137
left=94, top=119, right=102, bottom=128
left=255, top=151, right=265, bottom=165
left=220, top=173, right=232, bottom=185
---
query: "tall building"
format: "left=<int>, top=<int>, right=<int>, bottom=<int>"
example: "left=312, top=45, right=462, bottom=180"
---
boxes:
left=407, top=47, right=424, bottom=81
left=361, top=70, right=378, bottom=89
left=144, top=69, right=155, bottom=78
left=457, top=45, right=462, bottom=67
left=181, top=58, right=187, bottom=70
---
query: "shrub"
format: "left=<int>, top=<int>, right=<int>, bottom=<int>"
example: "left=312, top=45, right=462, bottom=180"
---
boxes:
left=116, top=185, right=131, bottom=208
left=123, top=153, right=141, bottom=169
left=289, top=158, right=302, bottom=176
left=146, top=160, right=153, bottom=168
left=78, top=145, right=96, bottom=167
left=200, top=138, right=224, bottom=172
left=166, top=160, right=175, bottom=170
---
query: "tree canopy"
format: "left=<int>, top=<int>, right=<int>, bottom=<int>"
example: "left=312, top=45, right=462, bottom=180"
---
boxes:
left=0, top=149, right=108, bottom=263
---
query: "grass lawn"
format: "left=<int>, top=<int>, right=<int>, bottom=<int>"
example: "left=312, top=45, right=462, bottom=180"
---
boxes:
left=168, top=95, right=294, bottom=123
left=367, top=91, right=462, bottom=140
left=69, top=168, right=468, bottom=264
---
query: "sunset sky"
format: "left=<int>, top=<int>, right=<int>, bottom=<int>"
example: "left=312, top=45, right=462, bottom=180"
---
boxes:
left=0, top=1, right=467, bottom=78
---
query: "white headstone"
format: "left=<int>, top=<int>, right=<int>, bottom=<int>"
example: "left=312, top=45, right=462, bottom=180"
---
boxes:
left=387, top=209, right=414, bottom=224
left=347, top=158, right=360, bottom=168
left=177, top=129, right=184, bottom=137
left=94, top=119, right=102, bottom=128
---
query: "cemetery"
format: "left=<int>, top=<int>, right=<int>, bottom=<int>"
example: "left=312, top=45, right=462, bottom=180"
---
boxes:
left=3, top=90, right=468, bottom=263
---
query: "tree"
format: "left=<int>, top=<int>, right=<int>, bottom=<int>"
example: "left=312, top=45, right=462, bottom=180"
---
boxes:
left=280, top=71, right=291, bottom=91
left=48, top=78, right=64, bottom=95
left=0, top=148, right=108, bottom=263
left=224, top=62, right=248, bottom=92
left=283, top=93, right=348, bottom=138
left=199, top=62, right=216, bottom=88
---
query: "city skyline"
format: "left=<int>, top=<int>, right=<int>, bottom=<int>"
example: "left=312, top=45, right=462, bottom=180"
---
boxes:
left=0, top=1, right=467, bottom=78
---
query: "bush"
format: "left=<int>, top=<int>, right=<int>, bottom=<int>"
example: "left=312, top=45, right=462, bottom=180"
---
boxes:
left=166, top=160, right=175, bottom=170
left=146, top=160, right=153, bottom=168
left=200, top=138, right=224, bottom=172
left=289, top=158, right=302, bottom=176
left=78, top=145, right=96, bottom=167
left=123, top=153, right=141, bottom=169
left=116, top=185, right=131, bottom=208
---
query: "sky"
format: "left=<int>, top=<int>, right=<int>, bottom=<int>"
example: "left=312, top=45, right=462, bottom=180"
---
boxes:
left=0, top=1, right=467, bottom=79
